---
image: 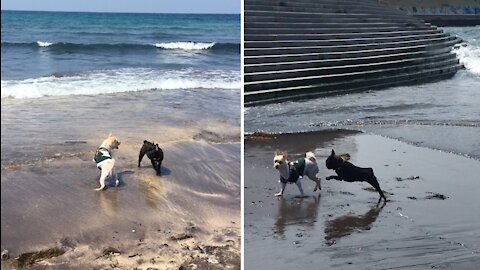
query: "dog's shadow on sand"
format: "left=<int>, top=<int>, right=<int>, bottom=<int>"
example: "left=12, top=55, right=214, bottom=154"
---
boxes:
left=114, top=170, right=135, bottom=187
left=274, top=194, right=321, bottom=239
left=138, top=166, right=172, bottom=176
left=324, top=202, right=386, bottom=244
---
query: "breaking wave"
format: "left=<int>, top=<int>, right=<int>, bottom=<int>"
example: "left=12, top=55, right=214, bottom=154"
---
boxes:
left=1, top=68, right=240, bottom=99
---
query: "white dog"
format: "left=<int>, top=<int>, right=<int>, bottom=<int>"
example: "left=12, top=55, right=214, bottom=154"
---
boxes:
left=93, top=132, right=121, bottom=191
left=273, top=151, right=321, bottom=197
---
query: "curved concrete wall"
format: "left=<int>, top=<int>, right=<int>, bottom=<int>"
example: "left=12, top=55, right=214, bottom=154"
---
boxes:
left=385, top=0, right=480, bottom=26
left=244, top=0, right=463, bottom=106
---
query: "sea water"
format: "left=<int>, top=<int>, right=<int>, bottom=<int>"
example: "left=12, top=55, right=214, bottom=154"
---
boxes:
left=1, top=10, right=241, bottom=163
left=1, top=10, right=240, bottom=98
left=245, top=26, right=480, bottom=159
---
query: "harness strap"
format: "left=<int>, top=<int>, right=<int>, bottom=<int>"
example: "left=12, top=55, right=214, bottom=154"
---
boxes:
left=94, top=148, right=112, bottom=165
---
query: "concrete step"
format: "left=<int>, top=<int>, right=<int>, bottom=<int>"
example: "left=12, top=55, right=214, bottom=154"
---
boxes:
left=245, top=0, right=401, bottom=9
left=244, top=10, right=412, bottom=20
left=245, top=52, right=456, bottom=78
left=245, top=15, right=423, bottom=24
left=244, top=36, right=456, bottom=56
left=243, top=0, right=462, bottom=105
left=245, top=51, right=453, bottom=72
left=244, top=0, right=407, bottom=14
left=245, top=59, right=460, bottom=91
left=245, top=29, right=442, bottom=41
left=244, top=39, right=458, bottom=64
left=245, top=25, right=435, bottom=35
left=244, top=64, right=463, bottom=105
left=245, top=21, right=429, bottom=29
left=245, top=6, right=409, bottom=16
left=244, top=32, right=448, bottom=48
left=244, top=1, right=409, bottom=13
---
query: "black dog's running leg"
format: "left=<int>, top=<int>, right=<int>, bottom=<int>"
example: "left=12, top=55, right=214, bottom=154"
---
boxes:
left=138, top=152, right=146, bottom=167
left=367, top=177, right=387, bottom=203
left=151, top=160, right=161, bottom=175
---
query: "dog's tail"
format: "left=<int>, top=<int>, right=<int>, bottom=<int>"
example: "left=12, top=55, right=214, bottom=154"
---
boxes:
left=305, top=151, right=316, bottom=162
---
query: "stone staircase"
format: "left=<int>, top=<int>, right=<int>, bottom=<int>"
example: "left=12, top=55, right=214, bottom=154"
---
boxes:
left=244, top=0, right=463, bottom=106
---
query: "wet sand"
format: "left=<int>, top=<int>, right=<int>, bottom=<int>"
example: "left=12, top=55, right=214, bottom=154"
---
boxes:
left=245, top=130, right=480, bottom=270
left=1, top=89, right=240, bottom=269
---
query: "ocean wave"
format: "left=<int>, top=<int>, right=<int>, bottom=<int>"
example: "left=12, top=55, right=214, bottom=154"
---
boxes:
left=453, top=43, right=480, bottom=75
left=310, top=119, right=480, bottom=128
left=154, top=41, right=215, bottom=50
left=1, top=41, right=239, bottom=53
left=36, top=41, right=53, bottom=47
left=1, top=68, right=240, bottom=99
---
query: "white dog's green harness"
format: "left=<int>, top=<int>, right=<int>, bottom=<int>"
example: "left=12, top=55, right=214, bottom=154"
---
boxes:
left=93, top=147, right=111, bottom=168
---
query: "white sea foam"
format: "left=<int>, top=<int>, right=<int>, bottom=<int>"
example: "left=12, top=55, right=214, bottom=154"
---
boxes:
left=154, top=41, right=215, bottom=50
left=1, top=68, right=240, bottom=99
left=36, top=41, right=53, bottom=47
left=453, top=44, right=480, bottom=75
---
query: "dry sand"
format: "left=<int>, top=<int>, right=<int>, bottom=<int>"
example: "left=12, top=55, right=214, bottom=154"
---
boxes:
left=245, top=130, right=480, bottom=270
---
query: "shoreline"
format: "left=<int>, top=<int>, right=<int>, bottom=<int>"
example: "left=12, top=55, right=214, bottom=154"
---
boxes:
left=246, top=124, right=480, bottom=161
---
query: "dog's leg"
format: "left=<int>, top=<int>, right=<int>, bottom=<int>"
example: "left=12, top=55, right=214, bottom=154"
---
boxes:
left=295, top=181, right=304, bottom=197
left=275, top=182, right=286, bottom=197
left=112, top=167, right=119, bottom=187
left=367, top=177, right=387, bottom=203
left=326, top=175, right=341, bottom=181
left=315, top=177, right=321, bottom=191
left=95, top=168, right=109, bottom=191
left=306, top=173, right=322, bottom=191
left=138, top=148, right=146, bottom=167
left=150, top=159, right=160, bottom=175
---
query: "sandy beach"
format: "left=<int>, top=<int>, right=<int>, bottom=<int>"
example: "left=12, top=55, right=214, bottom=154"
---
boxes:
left=1, top=89, right=241, bottom=269
left=244, top=130, right=480, bottom=270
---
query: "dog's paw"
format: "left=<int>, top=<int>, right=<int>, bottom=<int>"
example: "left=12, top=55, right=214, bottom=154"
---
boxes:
left=274, top=192, right=283, bottom=197
left=115, top=180, right=120, bottom=187
left=94, top=186, right=105, bottom=191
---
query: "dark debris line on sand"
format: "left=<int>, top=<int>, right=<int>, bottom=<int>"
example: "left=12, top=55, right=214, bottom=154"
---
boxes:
left=12, top=247, right=65, bottom=269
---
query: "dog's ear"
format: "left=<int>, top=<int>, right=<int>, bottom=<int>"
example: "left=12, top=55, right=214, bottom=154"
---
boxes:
left=108, top=131, right=113, bottom=137
left=331, top=149, right=335, bottom=156
left=144, top=140, right=148, bottom=144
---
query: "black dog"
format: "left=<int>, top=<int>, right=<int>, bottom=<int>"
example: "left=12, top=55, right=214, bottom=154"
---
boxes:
left=138, top=140, right=164, bottom=175
left=325, top=149, right=387, bottom=203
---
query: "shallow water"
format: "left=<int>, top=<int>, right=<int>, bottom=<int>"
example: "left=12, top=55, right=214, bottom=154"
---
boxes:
left=245, top=26, right=480, bottom=159
left=1, top=89, right=240, bottom=164
left=0, top=88, right=241, bottom=256
left=245, top=131, right=480, bottom=270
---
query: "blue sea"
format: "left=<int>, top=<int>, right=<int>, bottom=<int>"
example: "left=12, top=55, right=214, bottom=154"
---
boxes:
left=1, top=10, right=240, bottom=98
left=1, top=10, right=241, bottom=165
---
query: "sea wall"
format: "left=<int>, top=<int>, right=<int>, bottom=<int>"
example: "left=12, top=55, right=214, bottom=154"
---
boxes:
left=244, top=0, right=463, bottom=105
left=384, top=0, right=480, bottom=26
